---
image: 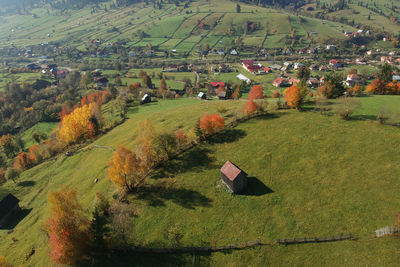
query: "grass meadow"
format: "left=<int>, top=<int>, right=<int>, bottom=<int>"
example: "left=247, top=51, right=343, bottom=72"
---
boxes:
left=1, top=97, right=400, bottom=265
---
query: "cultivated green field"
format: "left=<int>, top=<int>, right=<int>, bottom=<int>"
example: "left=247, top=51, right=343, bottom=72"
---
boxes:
left=0, top=0, right=377, bottom=54
left=1, top=97, right=400, bottom=266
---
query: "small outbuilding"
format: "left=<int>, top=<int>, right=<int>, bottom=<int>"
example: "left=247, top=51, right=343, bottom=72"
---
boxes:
left=217, top=91, right=227, bottom=100
left=220, top=161, right=248, bottom=194
left=141, top=94, right=151, bottom=104
left=0, top=194, right=21, bottom=227
left=198, top=92, right=207, bottom=100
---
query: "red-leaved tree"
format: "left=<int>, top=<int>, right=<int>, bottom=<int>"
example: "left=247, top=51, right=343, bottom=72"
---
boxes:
left=248, top=85, right=264, bottom=100
left=47, top=187, right=91, bottom=265
left=243, top=100, right=257, bottom=115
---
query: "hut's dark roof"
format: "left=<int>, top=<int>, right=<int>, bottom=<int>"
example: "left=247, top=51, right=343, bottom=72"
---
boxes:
left=0, top=194, right=19, bottom=217
left=220, top=161, right=247, bottom=181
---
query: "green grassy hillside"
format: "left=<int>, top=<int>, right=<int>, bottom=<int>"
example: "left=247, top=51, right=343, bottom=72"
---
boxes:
left=0, top=0, right=362, bottom=53
left=1, top=97, right=400, bottom=266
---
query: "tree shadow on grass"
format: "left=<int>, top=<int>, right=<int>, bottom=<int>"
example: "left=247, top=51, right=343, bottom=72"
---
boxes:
left=238, top=177, right=274, bottom=197
left=352, top=114, right=377, bottom=121
left=254, top=112, right=288, bottom=121
left=136, top=185, right=212, bottom=209
left=151, top=146, right=217, bottom=179
left=83, top=251, right=211, bottom=267
left=0, top=208, right=32, bottom=230
left=17, top=180, right=36, bottom=187
left=207, top=129, right=246, bottom=144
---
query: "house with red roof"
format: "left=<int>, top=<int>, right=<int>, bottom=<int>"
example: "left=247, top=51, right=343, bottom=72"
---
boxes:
left=346, top=74, right=362, bottom=86
left=272, top=77, right=289, bottom=87
left=209, top=82, right=225, bottom=88
left=329, top=59, right=343, bottom=68
left=242, top=60, right=267, bottom=75
left=220, top=161, right=248, bottom=194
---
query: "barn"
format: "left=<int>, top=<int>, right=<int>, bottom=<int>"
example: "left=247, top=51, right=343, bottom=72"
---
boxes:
left=0, top=194, right=21, bottom=227
left=220, top=161, right=248, bottom=194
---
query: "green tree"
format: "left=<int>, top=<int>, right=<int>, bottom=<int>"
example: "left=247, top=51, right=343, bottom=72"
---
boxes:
left=296, top=66, right=310, bottom=81
left=236, top=3, right=241, bottom=13
left=378, top=63, right=393, bottom=83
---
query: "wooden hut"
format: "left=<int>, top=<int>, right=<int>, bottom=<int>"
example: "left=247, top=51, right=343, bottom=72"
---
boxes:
left=141, top=94, right=151, bottom=104
left=220, top=161, right=248, bottom=194
left=198, top=92, right=207, bottom=100
left=0, top=194, right=21, bottom=227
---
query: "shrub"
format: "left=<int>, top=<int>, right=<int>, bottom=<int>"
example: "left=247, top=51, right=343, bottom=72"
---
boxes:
left=377, top=106, right=391, bottom=124
left=271, top=91, right=281, bottom=98
left=315, top=96, right=330, bottom=112
left=243, top=100, right=257, bottom=115
left=332, top=96, right=361, bottom=120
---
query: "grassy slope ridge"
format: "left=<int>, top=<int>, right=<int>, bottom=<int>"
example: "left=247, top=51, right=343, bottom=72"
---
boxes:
left=1, top=97, right=400, bottom=265
left=0, top=0, right=363, bottom=51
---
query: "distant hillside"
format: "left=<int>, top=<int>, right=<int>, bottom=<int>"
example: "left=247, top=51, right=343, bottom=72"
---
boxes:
left=0, top=0, right=399, bottom=55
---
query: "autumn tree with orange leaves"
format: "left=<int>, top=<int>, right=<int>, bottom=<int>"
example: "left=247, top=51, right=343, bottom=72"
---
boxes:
left=0, top=256, right=12, bottom=267
left=366, top=79, right=386, bottom=94
left=108, top=145, right=146, bottom=192
left=47, top=187, right=91, bottom=265
left=13, top=152, right=34, bottom=171
left=135, top=119, right=157, bottom=170
left=285, top=84, right=304, bottom=110
left=248, top=85, right=264, bottom=100
left=243, top=100, right=257, bottom=115
left=199, top=113, right=225, bottom=136
left=347, top=84, right=363, bottom=97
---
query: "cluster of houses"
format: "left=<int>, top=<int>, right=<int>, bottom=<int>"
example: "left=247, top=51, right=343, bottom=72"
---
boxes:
left=344, top=29, right=370, bottom=38
left=242, top=60, right=271, bottom=75
left=26, top=62, right=72, bottom=80
left=271, top=73, right=364, bottom=88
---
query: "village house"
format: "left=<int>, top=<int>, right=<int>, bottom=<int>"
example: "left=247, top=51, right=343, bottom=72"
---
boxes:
left=56, top=69, right=70, bottom=79
left=293, top=62, right=304, bottom=70
left=96, top=77, right=109, bottom=87
left=242, top=60, right=261, bottom=74
left=218, top=91, right=227, bottom=100
left=289, top=77, right=300, bottom=85
left=319, top=65, right=327, bottom=72
left=26, top=63, right=40, bottom=70
left=219, top=64, right=233, bottom=73
left=209, top=82, right=225, bottom=89
left=307, top=78, right=320, bottom=88
left=220, top=161, right=248, bottom=194
left=230, top=49, right=239, bottom=56
left=329, top=59, right=343, bottom=68
left=381, top=56, right=393, bottom=64
left=392, top=75, right=400, bottom=82
left=0, top=194, right=21, bottom=228
left=272, top=77, right=289, bottom=87
left=355, top=58, right=367, bottom=65
left=346, top=74, right=362, bottom=87
left=326, top=45, right=336, bottom=50
left=270, top=64, right=282, bottom=70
